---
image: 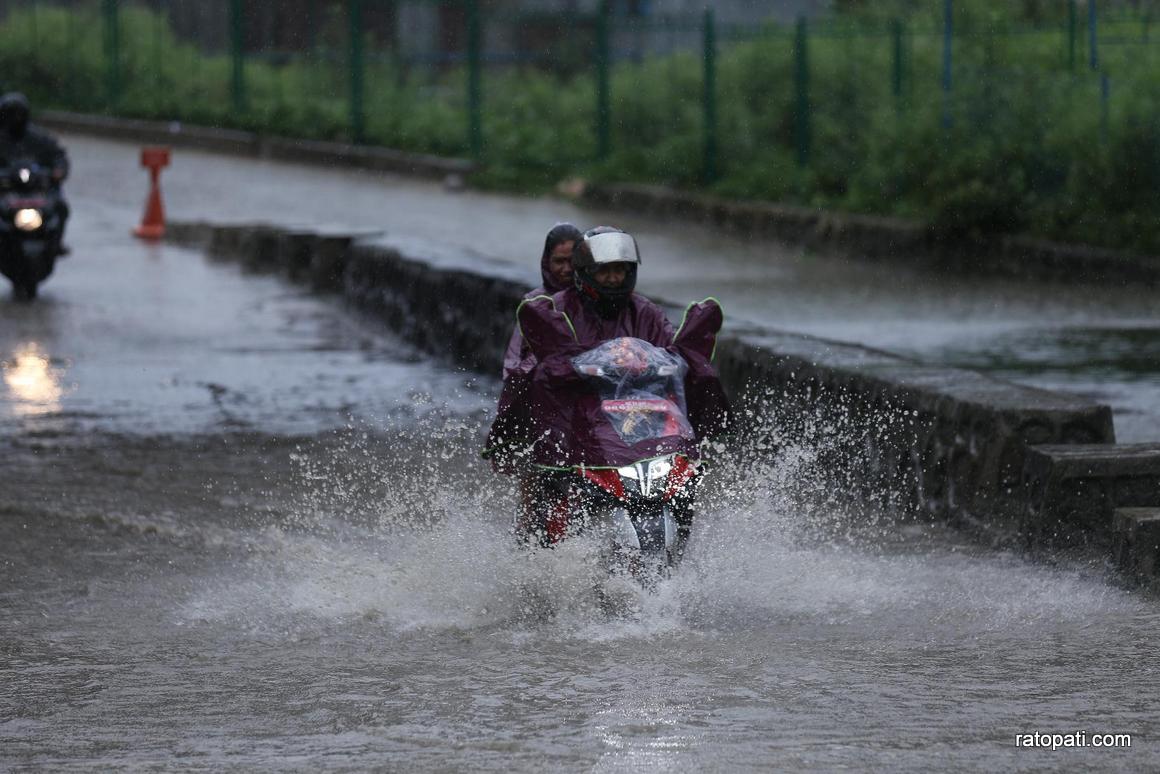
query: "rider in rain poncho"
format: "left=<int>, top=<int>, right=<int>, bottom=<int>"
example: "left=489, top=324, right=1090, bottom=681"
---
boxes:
left=513, top=226, right=730, bottom=470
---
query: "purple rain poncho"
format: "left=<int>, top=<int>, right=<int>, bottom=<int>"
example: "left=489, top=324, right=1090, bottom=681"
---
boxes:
left=485, top=225, right=583, bottom=473
left=484, top=287, right=730, bottom=470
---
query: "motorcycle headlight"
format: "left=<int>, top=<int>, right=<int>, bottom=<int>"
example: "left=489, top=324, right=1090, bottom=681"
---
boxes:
left=14, top=209, right=43, bottom=232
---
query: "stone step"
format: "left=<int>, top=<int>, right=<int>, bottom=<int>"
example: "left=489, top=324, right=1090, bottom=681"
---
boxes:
left=1022, top=444, right=1160, bottom=551
left=1113, top=508, right=1160, bottom=588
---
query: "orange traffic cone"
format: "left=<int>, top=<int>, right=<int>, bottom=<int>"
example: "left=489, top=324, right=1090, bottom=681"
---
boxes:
left=133, top=147, right=171, bottom=240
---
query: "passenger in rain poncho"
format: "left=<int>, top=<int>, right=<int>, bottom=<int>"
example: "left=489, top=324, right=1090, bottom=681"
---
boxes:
left=483, top=222, right=582, bottom=474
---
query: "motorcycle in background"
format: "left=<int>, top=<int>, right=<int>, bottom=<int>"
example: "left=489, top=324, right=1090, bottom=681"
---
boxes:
left=0, top=160, right=65, bottom=300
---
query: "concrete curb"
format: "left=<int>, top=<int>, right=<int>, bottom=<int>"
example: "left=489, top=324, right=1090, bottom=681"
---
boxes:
left=40, top=110, right=476, bottom=182
left=163, top=219, right=1160, bottom=586
left=582, top=182, right=1160, bottom=286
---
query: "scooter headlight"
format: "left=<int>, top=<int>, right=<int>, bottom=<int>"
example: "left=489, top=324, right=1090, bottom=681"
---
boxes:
left=14, top=209, right=43, bottom=232
left=617, top=457, right=675, bottom=499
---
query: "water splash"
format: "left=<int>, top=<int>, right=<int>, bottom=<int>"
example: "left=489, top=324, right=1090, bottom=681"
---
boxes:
left=177, top=398, right=1145, bottom=646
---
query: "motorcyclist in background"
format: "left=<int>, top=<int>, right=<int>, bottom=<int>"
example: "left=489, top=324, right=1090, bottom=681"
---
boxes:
left=0, top=92, right=70, bottom=250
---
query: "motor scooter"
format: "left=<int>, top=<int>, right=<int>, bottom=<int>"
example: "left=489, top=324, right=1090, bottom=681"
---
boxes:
left=525, top=337, right=704, bottom=588
left=0, top=160, right=65, bottom=300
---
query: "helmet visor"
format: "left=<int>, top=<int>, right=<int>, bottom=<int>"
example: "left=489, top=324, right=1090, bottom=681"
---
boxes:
left=586, top=231, right=640, bottom=266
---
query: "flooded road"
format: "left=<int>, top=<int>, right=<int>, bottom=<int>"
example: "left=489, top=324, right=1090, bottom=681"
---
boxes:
left=5, top=430, right=1158, bottom=770
left=2, top=138, right=1158, bottom=770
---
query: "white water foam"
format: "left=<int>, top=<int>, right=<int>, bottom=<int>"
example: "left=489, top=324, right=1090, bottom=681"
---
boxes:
left=176, top=410, right=1147, bottom=647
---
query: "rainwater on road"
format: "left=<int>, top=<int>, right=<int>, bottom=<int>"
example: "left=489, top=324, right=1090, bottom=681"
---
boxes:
left=1, top=134, right=1157, bottom=771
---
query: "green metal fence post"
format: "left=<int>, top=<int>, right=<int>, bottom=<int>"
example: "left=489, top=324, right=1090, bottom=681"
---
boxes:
left=153, top=1, right=164, bottom=101
left=467, top=0, right=482, bottom=159
left=1100, top=73, right=1109, bottom=144
left=702, top=8, right=717, bottom=184
left=891, top=18, right=904, bottom=104
left=67, top=7, right=78, bottom=107
left=1067, top=0, right=1077, bottom=70
left=941, top=0, right=953, bottom=128
left=793, top=16, right=810, bottom=167
left=102, top=0, right=120, bottom=110
left=595, top=0, right=611, bottom=161
left=349, top=0, right=365, bottom=143
left=1089, top=0, right=1099, bottom=71
left=230, top=0, right=246, bottom=114
left=306, top=0, right=319, bottom=99
left=388, top=0, right=404, bottom=88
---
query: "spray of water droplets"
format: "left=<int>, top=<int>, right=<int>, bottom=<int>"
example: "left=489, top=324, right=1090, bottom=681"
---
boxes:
left=179, top=381, right=1146, bottom=644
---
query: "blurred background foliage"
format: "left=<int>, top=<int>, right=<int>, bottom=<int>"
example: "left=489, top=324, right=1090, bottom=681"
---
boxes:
left=1, top=0, right=1159, bottom=254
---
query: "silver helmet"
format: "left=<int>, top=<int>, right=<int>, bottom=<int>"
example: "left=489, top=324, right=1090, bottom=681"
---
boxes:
left=574, top=226, right=640, bottom=317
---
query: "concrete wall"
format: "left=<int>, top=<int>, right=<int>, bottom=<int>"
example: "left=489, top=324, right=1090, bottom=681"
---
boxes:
left=712, top=330, right=1116, bottom=536
left=163, top=219, right=1160, bottom=587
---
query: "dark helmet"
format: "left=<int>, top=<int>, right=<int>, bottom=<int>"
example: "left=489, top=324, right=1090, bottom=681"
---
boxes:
left=0, top=92, right=30, bottom=140
left=573, top=226, right=640, bottom=317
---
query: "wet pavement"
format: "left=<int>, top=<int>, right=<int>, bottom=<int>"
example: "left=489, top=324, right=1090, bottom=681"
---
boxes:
left=0, top=227, right=488, bottom=438
left=61, top=131, right=1160, bottom=442
left=1, top=133, right=1158, bottom=770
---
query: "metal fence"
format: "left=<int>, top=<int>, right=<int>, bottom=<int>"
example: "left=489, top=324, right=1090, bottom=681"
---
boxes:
left=0, top=0, right=1153, bottom=185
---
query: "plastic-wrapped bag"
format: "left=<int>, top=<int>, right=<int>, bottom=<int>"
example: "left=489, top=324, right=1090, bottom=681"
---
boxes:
left=572, top=337, right=694, bottom=446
